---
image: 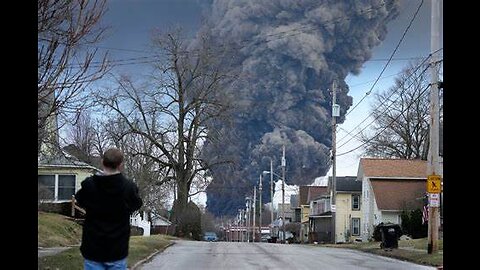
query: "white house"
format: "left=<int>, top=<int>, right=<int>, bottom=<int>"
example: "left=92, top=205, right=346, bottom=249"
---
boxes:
left=358, top=158, right=428, bottom=242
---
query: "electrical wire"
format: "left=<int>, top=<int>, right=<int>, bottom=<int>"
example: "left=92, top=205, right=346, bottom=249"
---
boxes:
left=337, top=62, right=431, bottom=149
left=338, top=57, right=443, bottom=148
left=38, top=2, right=392, bottom=68
left=337, top=54, right=442, bottom=146
left=344, top=0, right=425, bottom=118
left=336, top=82, right=431, bottom=157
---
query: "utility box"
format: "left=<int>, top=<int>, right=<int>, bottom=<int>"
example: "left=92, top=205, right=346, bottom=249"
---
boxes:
left=332, top=104, right=340, bottom=117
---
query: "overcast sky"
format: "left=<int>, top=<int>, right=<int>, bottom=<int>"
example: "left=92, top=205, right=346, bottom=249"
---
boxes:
left=93, top=0, right=443, bottom=206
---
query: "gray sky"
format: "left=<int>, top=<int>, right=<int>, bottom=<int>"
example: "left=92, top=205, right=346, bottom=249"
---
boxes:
left=91, top=1, right=442, bottom=207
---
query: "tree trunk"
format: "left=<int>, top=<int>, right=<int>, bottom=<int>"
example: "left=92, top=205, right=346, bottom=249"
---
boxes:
left=171, top=180, right=189, bottom=237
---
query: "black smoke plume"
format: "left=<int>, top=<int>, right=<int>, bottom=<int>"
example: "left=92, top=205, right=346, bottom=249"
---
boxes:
left=197, top=0, right=400, bottom=217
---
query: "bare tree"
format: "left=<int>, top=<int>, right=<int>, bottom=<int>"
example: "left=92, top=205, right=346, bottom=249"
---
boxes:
left=119, top=129, right=174, bottom=215
left=64, top=110, right=97, bottom=163
left=361, top=60, right=432, bottom=160
left=38, top=0, right=110, bottom=155
left=96, top=28, right=235, bottom=235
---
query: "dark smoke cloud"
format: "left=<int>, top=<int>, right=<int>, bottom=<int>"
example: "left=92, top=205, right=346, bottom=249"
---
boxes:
left=198, top=0, right=400, bottom=216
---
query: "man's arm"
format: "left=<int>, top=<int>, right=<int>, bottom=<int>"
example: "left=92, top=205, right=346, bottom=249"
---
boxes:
left=74, top=181, right=86, bottom=209
left=127, top=183, right=143, bottom=213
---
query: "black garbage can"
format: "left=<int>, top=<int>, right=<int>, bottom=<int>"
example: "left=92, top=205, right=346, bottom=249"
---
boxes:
left=379, top=223, right=402, bottom=250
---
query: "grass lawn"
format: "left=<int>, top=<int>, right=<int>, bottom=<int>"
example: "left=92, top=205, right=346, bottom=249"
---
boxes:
left=38, top=212, right=177, bottom=269
left=320, top=238, right=443, bottom=267
left=38, top=234, right=176, bottom=270
left=38, top=212, right=83, bottom=247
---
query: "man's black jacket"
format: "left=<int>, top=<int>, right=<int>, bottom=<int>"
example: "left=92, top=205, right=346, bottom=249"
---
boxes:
left=75, top=173, right=143, bottom=262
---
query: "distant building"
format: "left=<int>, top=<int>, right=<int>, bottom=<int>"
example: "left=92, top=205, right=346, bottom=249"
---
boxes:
left=330, top=176, right=362, bottom=243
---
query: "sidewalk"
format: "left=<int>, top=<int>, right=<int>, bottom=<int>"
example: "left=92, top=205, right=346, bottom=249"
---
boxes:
left=398, top=246, right=443, bottom=255
left=38, top=245, right=79, bottom=258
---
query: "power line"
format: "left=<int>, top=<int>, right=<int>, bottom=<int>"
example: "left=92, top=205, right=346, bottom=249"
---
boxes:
left=344, top=0, right=425, bottom=118
left=336, top=83, right=431, bottom=157
left=338, top=56, right=433, bottom=145
left=367, top=56, right=424, bottom=62
left=337, top=60, right=432, bottom=149
left=39, top=2, right=392, bottom=68
left=346, top=55, right=434, bottom=89
left=337, top=54, right=442, bottom=146
left=38, top=37, right=155, bottom=54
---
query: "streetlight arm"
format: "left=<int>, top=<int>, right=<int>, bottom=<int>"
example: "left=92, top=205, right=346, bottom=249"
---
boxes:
left=262, top=171, right=281, bottom=178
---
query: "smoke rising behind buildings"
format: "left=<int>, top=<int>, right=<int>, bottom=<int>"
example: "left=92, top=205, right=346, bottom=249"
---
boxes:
left=198, top=0, right=401, bottom=216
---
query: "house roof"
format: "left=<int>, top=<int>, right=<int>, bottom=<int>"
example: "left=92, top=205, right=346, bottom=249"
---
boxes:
left=328, top=176, right=361, bottom=192
left=62, top=144, right=103, bottom=169
left=370, top=178, right=426, bottom=211
left=152, top=215, right=172, bottom=226
left=360, top=158, right=427, bottom=178
left=38, top=151, right=98, bottom=170
left=299, top=186, right=328, bottom=205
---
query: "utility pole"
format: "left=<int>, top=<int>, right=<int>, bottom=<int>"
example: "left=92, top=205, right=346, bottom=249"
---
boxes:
left=281, top=145, right=286, bottom=243
left=253, top=186, right=257, bottom=242
left=259, top=174, right=263, bottom=239
left=331, top=80, right=338, bottom=244
left=246, top=199, right=250, bottom=243
left=427, top=0, right=441, bottom=254
left=270, top=159, right=274, bottom=235
left=240, top=209, right=244, bottom=242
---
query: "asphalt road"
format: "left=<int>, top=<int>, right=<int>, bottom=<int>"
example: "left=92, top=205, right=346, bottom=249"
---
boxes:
left=138, top=240, right=436, bottom=270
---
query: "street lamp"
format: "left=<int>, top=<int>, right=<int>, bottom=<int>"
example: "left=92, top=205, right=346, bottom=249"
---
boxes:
left=263, top=169, right=280, bottom=226
left=238, top=209, right=243, bottom=242
left=262, top=145, right=286, bottom=244
left=246, top=196, right=251, bottom=243
left=258, top=174, right=262, bottom=241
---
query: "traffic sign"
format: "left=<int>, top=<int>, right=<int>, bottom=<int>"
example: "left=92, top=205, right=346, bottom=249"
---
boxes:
left=427, top=175, right=441, bottom=193
left=428, top=193, right=440, bottom=207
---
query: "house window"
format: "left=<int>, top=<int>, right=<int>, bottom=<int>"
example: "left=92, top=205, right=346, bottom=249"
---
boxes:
left=352, top=218, right=361, bottom=236
left=352, top=194, right=360, bottom=210
left=295, top=209, right=301, bottom=222
left=58, top=175, right=76, bottom=200
left=38, top=174, right=76, bottom=201
left=38, top=175, right=55, bottom=200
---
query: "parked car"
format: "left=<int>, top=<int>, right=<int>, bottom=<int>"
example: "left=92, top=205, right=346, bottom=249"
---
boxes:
left=261, top=233, right=271, bottom=242
left=203, top=232, right=218, bottom=242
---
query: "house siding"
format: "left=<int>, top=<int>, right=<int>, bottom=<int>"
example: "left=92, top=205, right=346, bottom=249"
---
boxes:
left=361, top=176, right=371, bottom=242
left=381, top=211, right=402, bottom=224
left=361, top=178, right=407, bottom=241
left=361, top=177, right=382, bottom=241
left=335, top=193, right=362, bottom=243
left=300, top=205, right=310, bottom=223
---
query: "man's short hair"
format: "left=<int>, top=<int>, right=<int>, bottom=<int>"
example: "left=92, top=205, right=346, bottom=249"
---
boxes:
left=102, top=148, right=124, bottom=170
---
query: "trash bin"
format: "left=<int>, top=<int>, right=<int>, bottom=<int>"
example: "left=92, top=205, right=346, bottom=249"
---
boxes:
left=378, top=223, right=402, bottom=250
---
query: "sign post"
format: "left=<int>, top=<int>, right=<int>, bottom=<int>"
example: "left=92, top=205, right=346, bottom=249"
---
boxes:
left=426, top=174, right=441, bottom=254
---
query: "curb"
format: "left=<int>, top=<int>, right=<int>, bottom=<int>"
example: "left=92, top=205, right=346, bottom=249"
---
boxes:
left=130, top=242, right=175, bottom=270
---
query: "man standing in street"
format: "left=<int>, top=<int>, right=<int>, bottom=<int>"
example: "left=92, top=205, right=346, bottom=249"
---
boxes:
left=75, top=148, right=143, bottom=270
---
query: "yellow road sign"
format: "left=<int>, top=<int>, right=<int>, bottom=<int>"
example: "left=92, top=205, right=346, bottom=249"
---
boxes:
left=427, top=175, right=441, bottom=193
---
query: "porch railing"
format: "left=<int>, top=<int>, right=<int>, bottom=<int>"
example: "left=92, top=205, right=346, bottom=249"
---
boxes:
left=71, top=195, right=86, bottom=217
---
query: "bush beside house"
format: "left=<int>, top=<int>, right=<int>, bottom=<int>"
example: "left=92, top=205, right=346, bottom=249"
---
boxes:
left=401, top=209, right=428, bottom=239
